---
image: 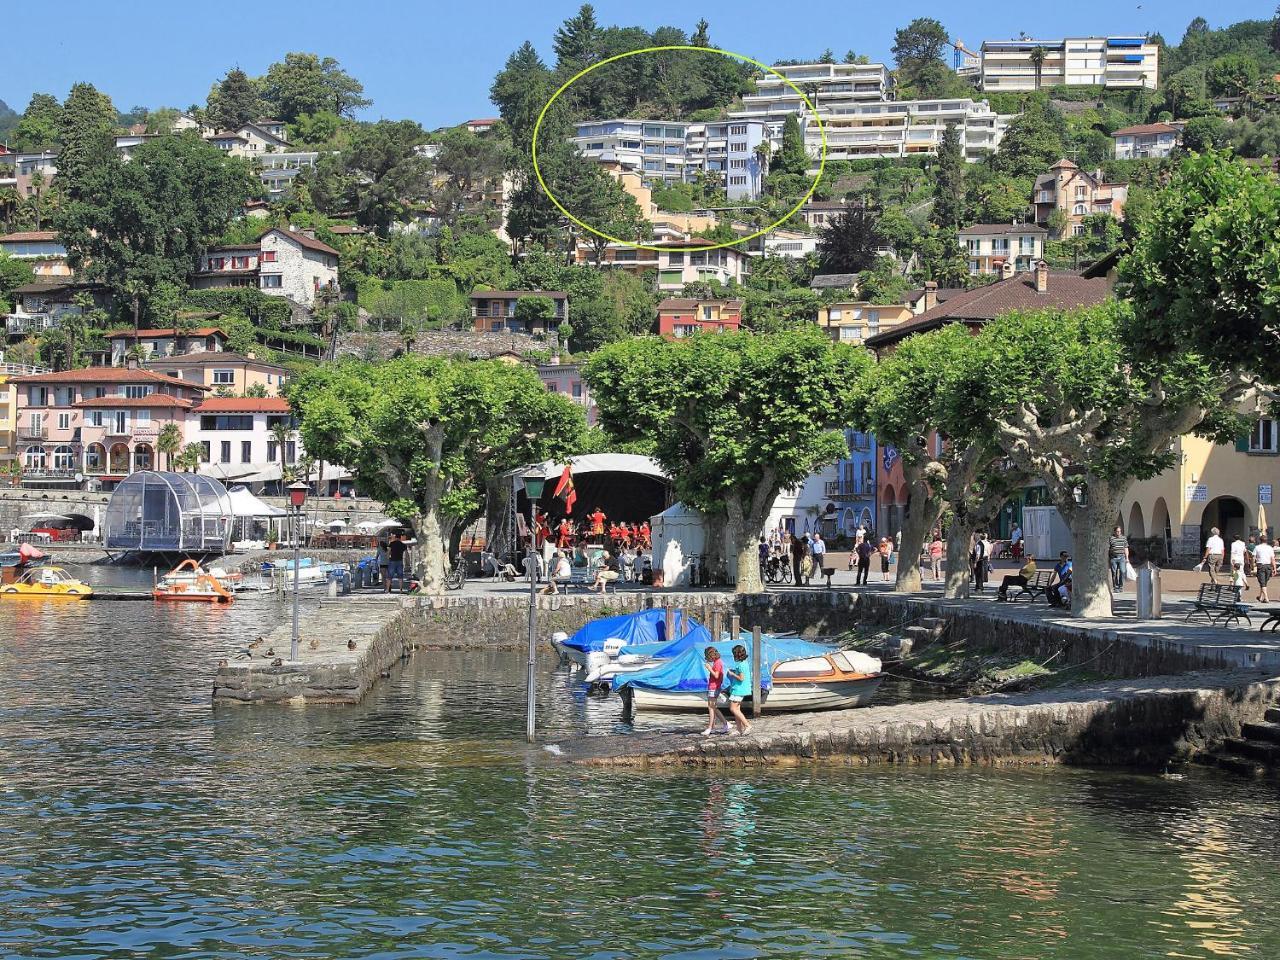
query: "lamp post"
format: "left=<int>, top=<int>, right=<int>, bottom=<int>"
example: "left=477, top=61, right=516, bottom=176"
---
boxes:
left=521, top=473, right=546, bottom=742
left=287, top=480, right=309, bottom=661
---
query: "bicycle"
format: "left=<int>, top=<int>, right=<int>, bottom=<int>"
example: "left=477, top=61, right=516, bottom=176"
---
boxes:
left=443, top=553, right=468, bottom=591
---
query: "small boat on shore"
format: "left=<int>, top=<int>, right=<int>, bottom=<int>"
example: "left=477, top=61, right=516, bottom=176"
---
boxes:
left=153, top=560, right=234, bottom=603
left=614, top=643, right=883, bottom=714
left=552, top=608, right=698, bottom=667
left=1, top=565, right=93, bottom=599
left=262, top=556, right=347, bottom=587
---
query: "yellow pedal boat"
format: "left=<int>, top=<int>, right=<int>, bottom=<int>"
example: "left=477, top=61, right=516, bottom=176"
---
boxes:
left=1, top=565, right=94, bottom=599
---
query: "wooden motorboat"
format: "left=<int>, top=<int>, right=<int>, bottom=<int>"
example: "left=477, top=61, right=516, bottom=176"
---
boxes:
left=153, top=560, right=234, bottom=603
left=622, top=650, right=882, bottom=713
left=0, top=565, right=93, bottom=599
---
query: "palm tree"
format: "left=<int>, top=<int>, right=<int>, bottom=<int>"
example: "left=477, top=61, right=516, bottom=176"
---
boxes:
left=157, top=423, right=183, bottom=471
left=1030, top=46, right=1047, bottom=91
left=176, top=443, right=203, bottom=473
left=0, top=185, right=19, bottom=231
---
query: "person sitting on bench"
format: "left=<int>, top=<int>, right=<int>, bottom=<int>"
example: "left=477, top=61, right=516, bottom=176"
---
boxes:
left=996, top=556, right=1037, bottom=601
left=1046, top=552, right=1073, bottom=607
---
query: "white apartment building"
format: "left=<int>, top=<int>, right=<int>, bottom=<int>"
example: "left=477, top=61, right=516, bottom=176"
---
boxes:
left=979, top=37, right=1159, bottom=92
left=571, top=119, right=768, bottom=199
left=804, top=98, right=1009, bottom=163
left=738, top=62, right=888, bottom=121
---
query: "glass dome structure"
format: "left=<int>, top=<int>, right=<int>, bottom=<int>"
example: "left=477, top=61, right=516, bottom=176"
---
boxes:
left=103, top=471, right=235, bottom=553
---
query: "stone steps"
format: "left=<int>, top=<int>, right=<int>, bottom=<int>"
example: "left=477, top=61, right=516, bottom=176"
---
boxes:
left=1222, top=737, right=1280, bottom=765
left=891, top=617, right=948, bottom=660
left=1200, top=701, right=1280, bottom=777
left=1265, top=706, right=1280, bottom=724
left=1241, top=721, right=1280, bottom=745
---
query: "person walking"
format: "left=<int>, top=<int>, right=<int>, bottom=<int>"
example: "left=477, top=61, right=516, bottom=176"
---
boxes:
left=1254, top=535, right=1276, bottom=603
left=701, top=646, right=729, bottom=737
left=970, top=535, right=989, bottom=593
left=809, top=533, right=827, bottom=584
left=789, top=532, right=806, bottom=586
left=385, top=532, right=408, bottom=593
left=1202, top=527, right=1225, bottom=583
left=878, top=538, right=893, bottom=582
left=1108, top=525, right=1130, bottom=591
left=1229, top=533, right=1247, bottom=577
left=928, top=534, right=944, bottom=582
left=724, top=644, right=753, bottom=736
left=855, top=536, right=873, bottom=586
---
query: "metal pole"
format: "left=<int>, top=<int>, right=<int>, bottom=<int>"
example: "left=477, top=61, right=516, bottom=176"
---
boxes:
left=526, top=504, right=537, bottom=743
left=291, top=504, right=300, bottom=661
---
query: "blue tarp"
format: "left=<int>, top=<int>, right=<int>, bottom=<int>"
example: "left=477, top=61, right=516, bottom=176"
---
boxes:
left=560, top=608, right=695, bottom=655
left=612, top=636, right=836, bottom=694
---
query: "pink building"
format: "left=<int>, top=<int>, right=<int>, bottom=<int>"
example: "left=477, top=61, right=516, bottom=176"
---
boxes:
left=537, top=361, right=597, bottom=425
left=10, top=366, right=208, bottom=486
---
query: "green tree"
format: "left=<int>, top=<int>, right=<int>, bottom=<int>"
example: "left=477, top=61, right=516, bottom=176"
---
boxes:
left=55, top=133, right=258, bottom=325
left=553, top=4, right=600, bottom=70
left=585, top=327, right=870, bottom=592
left=568, top=269, right=657, bottom=351
left=259, top=52, right=370, bottom=122
left=207, top=67, right=262, bottom=129
left=986, top=302, right=1244, bottom=618
left=0, top=253, right=34, bottom=314
left=289, top=356, right=586, bottom=592
left=777, top=114, right=808, bottom=176
left=990, top=102, right=1067, bottom=180
left=817, top=207, right=884, bottom=274
left=1205, top=53, right=1261, bottom=98
left=317, top=120, right=432, bottom=233
left=931, top=123, right=966, bottom=230
left=514, top=295, right=557, bottom=331
left=157, top=422, right=183, bottom=471
left=490, top=42, right=557, bottom=154
left=1179, top=113, right=1230, bottom=152
left=12, top=93, right=62, bottom=151
left=56, top=83, right=117, bottom=199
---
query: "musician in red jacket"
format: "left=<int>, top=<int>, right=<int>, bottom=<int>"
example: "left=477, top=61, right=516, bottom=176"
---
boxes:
left=589, top=507, right=607, bottom=537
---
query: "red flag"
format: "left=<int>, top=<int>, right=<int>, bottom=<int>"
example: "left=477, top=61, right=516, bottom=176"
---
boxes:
left=553, top=464, right=577, bottom=515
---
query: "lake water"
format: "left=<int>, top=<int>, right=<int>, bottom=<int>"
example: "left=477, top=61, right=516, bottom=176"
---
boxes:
left=1, top=566, right=1278, bottom=959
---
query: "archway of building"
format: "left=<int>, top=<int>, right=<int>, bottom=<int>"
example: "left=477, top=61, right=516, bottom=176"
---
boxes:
left=108, top=443, right=131, bottom=474
left=1200, top=496, right=1250, bottom=547
left=133, top=443, right=154, bottom=472
left=1127, top=502, right=1145, bottom=539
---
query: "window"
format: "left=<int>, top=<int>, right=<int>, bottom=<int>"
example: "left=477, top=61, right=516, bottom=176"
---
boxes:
left=87, top=411, right=103, bottom=427
left=544, top=382, right=557, bottom=392
left=729, top=175, right=748, bottom=185
left=209, top=257, right=225, bottom=270
left=57, top=412, right=70, bottom=431
left=267, top=441, right=278, bottom=462
left=967, top=239, right=981, bottom=255
left=123, top=385, right=152, bottom=399
left=28, top=386, right=48, bottom=406
left=571, top=382, right=582, bottom=399
left=1075, top=186, right=1088, bottom=198
left=29, top=413, right=43, bottom=434
left=729, top=141, right=747, bottom=152
left=1072, top=224, right=1086, bottom=237
left=702, top=306, right=713, bottom=320
left=200, top=415, right=254, bottom=431
left=1250, top=419, right=1279, bottom=453
left=220, top=440, right=231, bottom=463
left=284, top=441, right=296, bottom=465
left=1073, top=203, right=1087, bottom=215
left=265, top=415, right=296, bottom=430
left=729, top=124, right=747, bottom=137
left=991, top=239, right=1010, bottom=254
left=200, top=441, right=210, bottom=462
left=111, top=412, right=128, bottom=435
left=212, top=369, right=235, bottom=385
left=729, top=158, right=748, bottom=169
left=240, top=440, right=252, bottom=464
left=262, top=250, right=277, bottom=263
left=667, top=252, right=685, bottom=266
left=261, top=275, right=282, bottom=289
left=135, top=410, right=150, bottom=425
left=1020, top=237, right=1036, bottom=254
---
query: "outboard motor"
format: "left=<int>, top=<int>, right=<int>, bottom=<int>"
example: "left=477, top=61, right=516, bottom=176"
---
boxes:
left=550, top=631, right=570, bottom=660
left=583, top=650, right=614, bottom=689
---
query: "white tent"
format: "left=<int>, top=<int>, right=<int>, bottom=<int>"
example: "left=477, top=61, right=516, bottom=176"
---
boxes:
left=649, top=502, right=708, bottom=588
left=517, top=453, right=669, bottom=482
left=226, top=485, right=288, bottom=518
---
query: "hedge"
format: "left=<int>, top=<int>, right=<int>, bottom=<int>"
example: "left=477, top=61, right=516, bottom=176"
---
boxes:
left=182, top=289, right=294, bottom=328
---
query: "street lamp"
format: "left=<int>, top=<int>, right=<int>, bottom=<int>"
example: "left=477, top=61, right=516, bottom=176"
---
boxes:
left=521, top=473, right=546, bottom=742
left=287, top=479, right=309, bottom=662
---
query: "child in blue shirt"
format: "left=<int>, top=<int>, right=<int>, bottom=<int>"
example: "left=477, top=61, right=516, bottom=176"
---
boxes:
left=725, top=644, right=753, bottom=737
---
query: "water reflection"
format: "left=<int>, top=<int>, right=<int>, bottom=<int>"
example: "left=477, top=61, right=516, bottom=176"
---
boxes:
left=0, top=574, right=1279, bottom=958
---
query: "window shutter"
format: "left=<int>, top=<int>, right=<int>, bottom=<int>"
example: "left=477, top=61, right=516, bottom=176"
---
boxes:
left=1236, top=434, right=1250, bottom=453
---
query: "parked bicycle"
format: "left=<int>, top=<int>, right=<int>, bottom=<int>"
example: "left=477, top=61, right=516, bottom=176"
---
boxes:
left=443, top=553, right=468, bottom=591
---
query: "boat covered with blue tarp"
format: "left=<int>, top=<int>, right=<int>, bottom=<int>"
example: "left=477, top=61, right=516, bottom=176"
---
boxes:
left=552, top=608, right=696, bottom=665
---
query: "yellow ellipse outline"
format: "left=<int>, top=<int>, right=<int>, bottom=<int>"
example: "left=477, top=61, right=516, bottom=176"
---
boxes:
left=531, top=45, right=827, bottom=254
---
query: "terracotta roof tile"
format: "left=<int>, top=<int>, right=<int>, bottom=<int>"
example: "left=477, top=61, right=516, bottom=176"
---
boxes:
left=9, top=367, right=206, bottom=389
left=865, top=271, right=1113, bottom=349
left=74, top=395, right=196, bottom=409
left=262, top=228, right=340, bottom=257
left=0, top=231, right=60, bottom=243
left=658, top=298, right=744, bottom=310
left=469, top=290, right=568, bottom=300
left=957, top=223, right=1049, bottom=236
left=102, top=328, right=225, bottom=339
left=194, top=397, right=292, bottom=412
left=1112, top=122, right=1182, bottom=137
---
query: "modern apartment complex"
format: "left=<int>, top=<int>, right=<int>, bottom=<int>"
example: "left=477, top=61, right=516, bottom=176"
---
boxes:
left=738, top=62, right=889, bottom=120
left=801, top=97, right=1009, bottom=163
left=571, top=118, right=768, bottom=199
left=979, top=37, right=1159, bottom=91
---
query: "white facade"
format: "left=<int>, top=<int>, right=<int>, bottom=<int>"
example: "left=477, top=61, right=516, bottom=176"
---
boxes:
left=980, top=37, right=1159, bottom=92
left=571, top=119, right=768, bottom=199
left=257, top=230, right=339, bottom=307
left=762, top=231, right=819, bottom=259
left=1112, top=124, right=1183, bottom=160
left=739, top=62, right=889, bottom=121
left=654, top=244, right=749, bottom=291
left=187, top=400, right=300, bottom=471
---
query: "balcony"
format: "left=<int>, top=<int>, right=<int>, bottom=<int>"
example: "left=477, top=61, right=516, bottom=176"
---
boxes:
left=16, top=425, right=48, bottom=441
left=6, top=312, right=61, bottom=336
left=825, top=479, right=876, bottom=500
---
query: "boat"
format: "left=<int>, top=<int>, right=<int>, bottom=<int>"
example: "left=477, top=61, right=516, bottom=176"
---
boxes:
left=0, top=565, right=94, bottom=599
left=552, top=608, right=698, bottom=667
left=153, top=560, right=234, bottom=603
left=613, top=641, right=883, bottom=714
left=262, top=556, right=347, bottom=587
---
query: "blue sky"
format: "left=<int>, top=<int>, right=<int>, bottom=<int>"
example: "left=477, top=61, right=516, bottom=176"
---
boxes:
left=4, top=1, right=1272, bottom=129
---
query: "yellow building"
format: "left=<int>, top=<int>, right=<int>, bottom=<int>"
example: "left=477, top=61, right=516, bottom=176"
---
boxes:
left=815, top=301, right=914, bottom=344
left=1120, top=414, right=1279, bottom=561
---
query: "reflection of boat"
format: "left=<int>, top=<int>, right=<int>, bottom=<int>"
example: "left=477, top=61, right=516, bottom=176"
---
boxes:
left=153, top=559, right=234, bottom=603
left=615, top=644, right=883, bottom=713
left=0, top=565, right=93, bottom=599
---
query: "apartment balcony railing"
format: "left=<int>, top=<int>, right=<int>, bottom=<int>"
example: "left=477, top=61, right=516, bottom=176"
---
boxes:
left=825, top=480, right=877, bottom=500
left=0, top=363, right=51, bottom=375
left=6, top=313, right=61, bottom=335
left=17, top=425, right=48, bottom=441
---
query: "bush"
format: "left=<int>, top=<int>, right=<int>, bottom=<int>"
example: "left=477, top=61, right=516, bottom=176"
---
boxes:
left=355, top=277, right=469, bottom=328
left=182, top=288, right=294, bottom=329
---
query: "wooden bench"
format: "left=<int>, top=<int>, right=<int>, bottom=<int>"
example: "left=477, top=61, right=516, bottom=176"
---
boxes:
left=1010, top=570, right=1055, bottom=602
left=1184, top=583, right=1251, bottom=627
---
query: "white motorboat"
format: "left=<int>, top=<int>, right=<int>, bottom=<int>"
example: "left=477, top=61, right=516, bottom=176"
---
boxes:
left=264, top=557, right=346, bottom=587
left=621, top=650, right=883, bottom=714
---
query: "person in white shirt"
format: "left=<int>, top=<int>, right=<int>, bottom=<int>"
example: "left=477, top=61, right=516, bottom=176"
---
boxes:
left=1253, top=535, right=1276, bottom=603
left=1229, top=535, right=1247, bottom=570
left=1202, top=527, right=1225, bottom=583
left=809, top=533, right=827, bottom=584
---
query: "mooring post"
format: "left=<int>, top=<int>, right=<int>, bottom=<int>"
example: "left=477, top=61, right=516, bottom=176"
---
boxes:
left=665, top=603, right=674, bottom=642
left=751, top=625, right=762, bottom=718
left=710, top=609, right=721, bottom=642
left=730, top=613, right=741, bottom=642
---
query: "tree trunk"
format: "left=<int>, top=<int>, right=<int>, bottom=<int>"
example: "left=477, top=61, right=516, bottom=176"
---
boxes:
left=895, top=462, right=943, bottom=594
left=416, top=504, right=447, bottom=595
left=1068, top=479, right=1124, bottom=619
left=724, top=498, right=763, bottom=594
left=944, top=523, right=975, bottom=598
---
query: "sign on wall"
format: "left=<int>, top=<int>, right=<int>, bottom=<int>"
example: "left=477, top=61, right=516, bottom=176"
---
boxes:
left=1185, top=484, right=1208, bottom=502
left=1260, top=484, right=1273, bottom=505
